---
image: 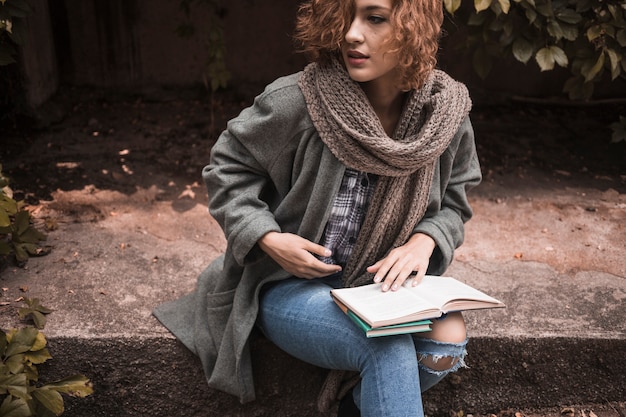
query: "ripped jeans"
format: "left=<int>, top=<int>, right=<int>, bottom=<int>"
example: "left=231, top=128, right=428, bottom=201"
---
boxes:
left=257, top=276, right=467, bottom=417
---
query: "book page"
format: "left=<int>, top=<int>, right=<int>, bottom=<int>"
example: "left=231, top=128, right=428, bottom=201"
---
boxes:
left=331, top=283, right=440, bottom=326
left=331, top=275, right=504, bottom=327
left=409, top=276, right=503, bottom=311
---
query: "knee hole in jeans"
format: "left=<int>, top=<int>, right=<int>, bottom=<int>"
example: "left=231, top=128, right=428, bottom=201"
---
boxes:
left=418, top=354, right=460, bottom=372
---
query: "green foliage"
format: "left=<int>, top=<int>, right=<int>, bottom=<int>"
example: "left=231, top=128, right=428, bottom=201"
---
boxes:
left=0, top=0, right=31, bottom=66
left=1, top=299, right=94, bottom=417
left=177, top=0, right=231, bottom=93
left=0, top=164, right=48, bottom=265
left=445, top=0, right=626, bottom=101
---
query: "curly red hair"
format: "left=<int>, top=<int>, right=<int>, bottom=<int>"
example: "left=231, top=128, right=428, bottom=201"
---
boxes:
left=294, top=0, right=443, bottom=90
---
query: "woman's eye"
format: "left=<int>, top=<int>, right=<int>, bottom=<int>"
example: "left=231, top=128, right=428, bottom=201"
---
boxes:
left=368, top=15, right=386, bottom=24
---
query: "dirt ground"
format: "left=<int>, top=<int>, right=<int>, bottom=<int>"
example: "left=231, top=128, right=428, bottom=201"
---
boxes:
left=0, top=86, right=625, bottom=417
left=1, top=86, right=625, bottom=276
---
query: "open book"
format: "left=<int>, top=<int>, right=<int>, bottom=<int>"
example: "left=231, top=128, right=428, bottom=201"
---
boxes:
left=331, top=275, right=505, bottom=333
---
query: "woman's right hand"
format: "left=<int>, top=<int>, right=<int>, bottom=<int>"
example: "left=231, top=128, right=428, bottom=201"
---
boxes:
left=258, top=232, right=342, bottom=279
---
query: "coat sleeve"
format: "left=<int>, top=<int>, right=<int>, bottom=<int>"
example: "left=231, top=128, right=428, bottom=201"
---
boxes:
left=413, top=116, right=482, bottom=274
left=203, top=75, right=311, bottom=266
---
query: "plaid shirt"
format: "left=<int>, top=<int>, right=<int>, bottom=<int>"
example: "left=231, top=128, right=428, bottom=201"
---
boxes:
left=318, top=168, right=378, bottom=267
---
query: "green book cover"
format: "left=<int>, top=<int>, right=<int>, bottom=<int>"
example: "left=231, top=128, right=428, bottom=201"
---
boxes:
left=346, top=309, right=432, bottom=338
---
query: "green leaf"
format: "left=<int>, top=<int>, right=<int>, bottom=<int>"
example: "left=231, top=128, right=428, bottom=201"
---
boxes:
left=0, top=241, right=11, bottom=255
left=547, top=20, right=564, bottom=40
left=13, top=244, right=29, bottom=262
left=524, top=7, right=537, bottom=24
left=555, top=8, right=582, bottom=24
left=19, top=298, right=54, bottom=329
left=617, top=29, right=626, bottom=47
left=559, top=23, right=579, bottom=41
left=32, top=388, right=64, bottom=416
left=5, top=353, right=25, bottom=374
left=27, top=310, right=47, bottom=329
left=0, top=373, right=29, bottom=398
left=607, top=48, right=622, bottom=80
left=42, top=375, right=94, bottom=398
left=497, top=0, right=511, bottom=14
left=536, top=46, right=555, bottom=71
left=587, top=25, right=603, bottom=42
left=0, top=330, right=7, bottom=356
left=512, top=37, right=534, bottom=63
left=0, top=209, right=9, bottom=227
left=0, top=396, right=31, bottom=417
left=475, top=0, right=493, bottom=13
left=534, top=46, right=567, bottom=71
left=535, top=3, right=553, bottom=17
left=23, top=298, right=54, bottom=315
left=16, top=226, right=46, bottom=244
left=444, top=0, right=462, bottom=14
left=552, top=46, right=568, bottom=68
left=25, top=348, right=52, bottom=365
left=5, top=327, right=38, bottom=357
left=581, top=52, right=605, bottom=82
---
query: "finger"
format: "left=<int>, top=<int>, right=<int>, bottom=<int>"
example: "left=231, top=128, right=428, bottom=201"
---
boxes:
left=411, top=268, right=427, bottom=286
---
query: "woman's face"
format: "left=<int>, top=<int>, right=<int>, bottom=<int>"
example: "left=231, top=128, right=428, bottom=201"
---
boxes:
left=340, top=0, right=400, bottom=86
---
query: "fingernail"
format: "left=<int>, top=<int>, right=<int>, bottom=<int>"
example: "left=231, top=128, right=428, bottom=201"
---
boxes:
left=382, top=284, right=389, bottom=291
left=324, top=249, right=332, bottom=256
left=373, top=276, right=381, bottom=283
left=391, top=283, right=398, bottom=291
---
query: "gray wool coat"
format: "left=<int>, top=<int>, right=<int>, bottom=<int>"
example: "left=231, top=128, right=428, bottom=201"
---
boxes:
left=152, top=72, right=482, bottom=404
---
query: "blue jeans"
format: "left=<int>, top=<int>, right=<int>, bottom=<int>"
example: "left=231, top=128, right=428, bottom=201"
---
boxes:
left=257, top=276, right=467, bottom=417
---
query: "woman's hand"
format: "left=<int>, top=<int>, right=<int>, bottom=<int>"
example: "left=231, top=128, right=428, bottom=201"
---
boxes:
left=367, top=233, right=436, bottom=292
left=258, top=232, right=342, bottom=279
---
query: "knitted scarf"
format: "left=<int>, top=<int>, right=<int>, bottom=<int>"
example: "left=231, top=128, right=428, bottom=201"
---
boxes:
left=298, top=58, right=472, bottom=289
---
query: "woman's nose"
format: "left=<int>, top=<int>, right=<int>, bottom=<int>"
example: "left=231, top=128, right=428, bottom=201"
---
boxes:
left=344, top=19, right=365, bottom=44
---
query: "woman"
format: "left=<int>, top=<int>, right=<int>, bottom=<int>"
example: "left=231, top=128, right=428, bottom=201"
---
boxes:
left=154, top=0, right=481, bottom=415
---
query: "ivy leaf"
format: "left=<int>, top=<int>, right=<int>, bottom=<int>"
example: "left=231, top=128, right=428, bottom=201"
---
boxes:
left=512, top=37, right=534, bottom=63
left=581, top=52, right=605, bottom=82
left=497, top=0, right=511, bottom=14
left=617, top=29, right=626, bottom=47
left=0, top=209, right=9, bottom=227
left=18, top=298, right=54, bottom=329
left=5, top=353, right=25, bottom=374
left=42, top=375, right=94, bottom=398
left=32, top=388, right=64, bottom=416
left=547, top=20, right=565, bottom=40
left=475, top=0, right=493, bottom=13
left=606, top=48, right=622, bottom=80
left=535, top=46, right=568, bottom=71
left=444, top=0, right=462, bottom=14
left=0, top=395, right=30, bottom=417
left=5, top=327, right=38, bottom=357
left=0, top=373, right=29, bottom=398
left=555, top=8, right=582, bottom=24
left=24, top=347, right=52, bottom=365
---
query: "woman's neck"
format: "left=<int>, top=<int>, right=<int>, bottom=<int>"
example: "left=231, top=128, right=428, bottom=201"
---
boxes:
left=360, top=81, right=407, bottom=137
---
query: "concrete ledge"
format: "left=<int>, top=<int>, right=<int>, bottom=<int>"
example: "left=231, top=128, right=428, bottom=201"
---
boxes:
left=34, top=335, right=625, bottom=417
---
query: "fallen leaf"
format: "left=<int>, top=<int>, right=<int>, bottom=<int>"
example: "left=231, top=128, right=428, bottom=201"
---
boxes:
left=178, top=188, right=196, bottom=200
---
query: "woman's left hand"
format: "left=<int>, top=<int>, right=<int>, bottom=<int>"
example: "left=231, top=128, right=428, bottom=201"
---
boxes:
left=366, top=233, right=436, bottom=292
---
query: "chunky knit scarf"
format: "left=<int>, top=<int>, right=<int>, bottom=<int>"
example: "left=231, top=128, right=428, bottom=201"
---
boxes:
left=298, top=58, right=472, bottom=289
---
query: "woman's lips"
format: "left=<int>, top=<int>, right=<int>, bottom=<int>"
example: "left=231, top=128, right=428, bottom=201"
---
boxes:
left=347, top=50, right=368, bottom=66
